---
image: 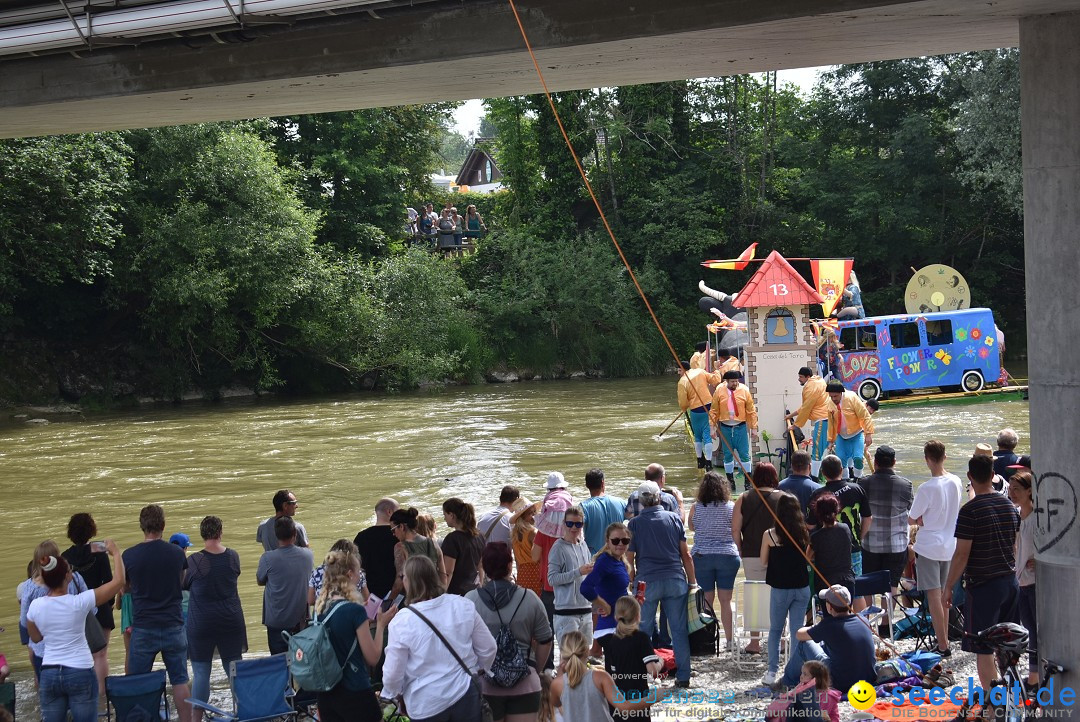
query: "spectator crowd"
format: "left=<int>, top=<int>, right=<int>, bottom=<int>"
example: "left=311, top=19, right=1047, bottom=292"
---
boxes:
left=13, top=417, right=1034, bottom=722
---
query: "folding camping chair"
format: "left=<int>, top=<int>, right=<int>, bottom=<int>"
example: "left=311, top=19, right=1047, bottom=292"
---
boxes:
left=891, top=587, right=937, bottom=651
left=854, top=570, right=895, bottom=639
left=188, top=654, right=297, bottom=722
left=105, top=670, right=169, bottom=722
left=733, top=580, right=779, bottom=672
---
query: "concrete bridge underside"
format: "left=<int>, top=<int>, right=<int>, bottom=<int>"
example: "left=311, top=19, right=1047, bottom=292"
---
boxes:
left=0, top=0, right=1077, bottom=137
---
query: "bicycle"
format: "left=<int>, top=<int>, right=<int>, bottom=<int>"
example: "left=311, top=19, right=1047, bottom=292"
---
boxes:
left=954, top=622, right=1067, bottom=721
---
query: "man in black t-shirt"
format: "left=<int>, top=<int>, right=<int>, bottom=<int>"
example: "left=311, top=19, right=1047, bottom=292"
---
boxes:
left=353, top=497, right=400, bottom=600
left=123, top=504, right=191, bottom=722
left=944, top=454, right=1020, bottom=690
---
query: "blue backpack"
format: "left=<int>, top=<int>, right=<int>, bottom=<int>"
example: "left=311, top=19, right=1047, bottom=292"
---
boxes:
left=283, top=600, right=356, bottom=692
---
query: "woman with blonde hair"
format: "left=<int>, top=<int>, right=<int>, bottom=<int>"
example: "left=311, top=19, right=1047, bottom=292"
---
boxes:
left=26, top=541, right=125, bottom=722
left=21, top=540, right=93, bottom=683
left=511, top=500, right=542, bottom=595
left=598, top=597, right=661, bottom=721
left=550, top=630, right=648, bottom=722
left=308, top=539, right=369, bottom=606
left=313, top=548, right=397, bottom=722
left=580, top=523, right=631, bottom=652
left=381, top=556, right=496, bottom=721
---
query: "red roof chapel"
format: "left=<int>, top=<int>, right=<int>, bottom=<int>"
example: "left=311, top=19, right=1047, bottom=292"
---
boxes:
left=733, top=250, right=823, bottom=308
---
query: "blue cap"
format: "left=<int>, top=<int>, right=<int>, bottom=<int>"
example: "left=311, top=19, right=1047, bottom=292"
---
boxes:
left=169, top=533, right=192, bottom=548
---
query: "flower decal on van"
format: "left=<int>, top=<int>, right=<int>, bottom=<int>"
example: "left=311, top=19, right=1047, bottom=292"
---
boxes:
left=978, top=347, right=990, bottom=359
left=964, top=346, right=977, bottom=359
left=984, top=336, right=995, bottom=347
left=970, top=328, right=982, bottom=340
left=955, top=328, right=968, bottom=342
left=935, top=349, right=952, bottom=365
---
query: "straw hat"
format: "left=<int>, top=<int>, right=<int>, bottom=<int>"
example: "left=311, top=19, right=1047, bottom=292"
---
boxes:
left=510, top=497, right=537, bottom=524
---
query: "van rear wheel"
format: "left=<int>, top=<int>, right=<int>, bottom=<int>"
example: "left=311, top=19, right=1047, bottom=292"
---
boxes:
left=961, top=370, right=985, bottom=393
left=857, top=379, right=881, bottom=401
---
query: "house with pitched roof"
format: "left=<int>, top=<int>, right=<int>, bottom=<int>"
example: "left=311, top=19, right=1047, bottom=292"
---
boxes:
left=732, top=250, right=824, bottom=460
left=454, top=145, right=503, bottom=193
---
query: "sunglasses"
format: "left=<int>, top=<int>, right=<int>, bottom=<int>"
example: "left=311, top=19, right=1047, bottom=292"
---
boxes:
left=564, top=520, right=584, bottom=529
left=608, top=538, right=630, bottom=546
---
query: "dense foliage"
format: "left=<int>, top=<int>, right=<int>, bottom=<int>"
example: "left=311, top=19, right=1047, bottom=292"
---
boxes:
left=0, top=52, right=1025, bottom=403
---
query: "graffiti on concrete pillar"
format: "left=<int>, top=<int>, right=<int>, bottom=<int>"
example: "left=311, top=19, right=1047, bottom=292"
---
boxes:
left=1034, top=472, right=1078, bottom=554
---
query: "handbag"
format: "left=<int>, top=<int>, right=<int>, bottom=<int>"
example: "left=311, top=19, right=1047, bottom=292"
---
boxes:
left=71, top=570, right=108, bottom=654
left=409, top=607, right=494, bottom=722
left=84, top=612, right=108, bottom=654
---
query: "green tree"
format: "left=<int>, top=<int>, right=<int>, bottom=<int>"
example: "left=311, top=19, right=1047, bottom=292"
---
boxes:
left=0, top=133, right=130, bottom=321
left=267, top=106, right=454, bottom=254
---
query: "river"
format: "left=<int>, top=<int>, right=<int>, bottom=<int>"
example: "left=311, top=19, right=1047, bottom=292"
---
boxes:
left=0, top=376, right=1028, bottom=715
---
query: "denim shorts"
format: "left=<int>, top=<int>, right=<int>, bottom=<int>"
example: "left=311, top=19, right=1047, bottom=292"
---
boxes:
left=129, top=625, right=189, bottom=685
left=694, top=553, right=742, bottom=592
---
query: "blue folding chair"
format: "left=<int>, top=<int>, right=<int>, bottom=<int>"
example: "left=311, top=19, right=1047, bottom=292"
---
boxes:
left=854, top=570, right=895, bottom=639
left=105, top=670, right=169, bottom=722
left=188, top=654, right=297, bottom=722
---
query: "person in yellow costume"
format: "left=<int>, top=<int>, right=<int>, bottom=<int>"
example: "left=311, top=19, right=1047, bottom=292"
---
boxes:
left=716, top=348, right=742, bottom=378
left=678, top=361, right=723, bottom=470
left=689, top=341, right=710, bottom=370
left=825, top=380, right=874, bottom=479
left=710, top=371, right=758, bottom=489
left=785, top=366, right=832, bottom=478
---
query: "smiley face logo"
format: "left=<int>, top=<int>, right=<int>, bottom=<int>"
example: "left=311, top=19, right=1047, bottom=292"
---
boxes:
left=848, top=680, right=877, bottom=711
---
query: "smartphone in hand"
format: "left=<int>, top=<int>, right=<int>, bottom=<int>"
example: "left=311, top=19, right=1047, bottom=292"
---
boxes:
left=381, top=594, right=405, bottom=612
left=90, top=541, right=107, bottom=553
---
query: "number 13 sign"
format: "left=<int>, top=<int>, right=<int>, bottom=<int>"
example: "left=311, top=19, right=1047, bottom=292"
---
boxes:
left=768, top=283, right=789, bottom=296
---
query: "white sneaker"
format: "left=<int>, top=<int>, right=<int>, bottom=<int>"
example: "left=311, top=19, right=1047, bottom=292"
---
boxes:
left=763, top=671, right=777, bottom=686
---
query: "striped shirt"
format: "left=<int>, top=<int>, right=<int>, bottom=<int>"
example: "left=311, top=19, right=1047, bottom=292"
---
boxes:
left=691, top=501, right=738, bottom=556
left=954, top=492, right=1020, bottom=586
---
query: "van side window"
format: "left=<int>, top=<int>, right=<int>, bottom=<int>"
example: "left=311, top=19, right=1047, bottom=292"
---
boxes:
left=889, top=322, right=921, bottom=349
left=839, top=327, right=859, bottom=351
left=925, top=320, right=953, bottom=346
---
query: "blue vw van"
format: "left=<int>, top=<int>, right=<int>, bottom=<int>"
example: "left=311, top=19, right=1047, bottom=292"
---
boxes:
left=833, top=308, right=1002, bottom=400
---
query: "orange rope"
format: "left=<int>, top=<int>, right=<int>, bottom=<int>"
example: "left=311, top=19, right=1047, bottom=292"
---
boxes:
left=505, top=0, right=894, bottom=651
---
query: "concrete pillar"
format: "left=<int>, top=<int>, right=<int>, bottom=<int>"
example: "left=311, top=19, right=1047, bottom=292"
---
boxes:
left=1020, top=12, right=1080, bottom=712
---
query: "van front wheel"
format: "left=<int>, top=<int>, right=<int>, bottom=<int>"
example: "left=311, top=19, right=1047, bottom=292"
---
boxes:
left=858, top=379, right=882, bottom=401
left=961, top=370, right=985, bottom=393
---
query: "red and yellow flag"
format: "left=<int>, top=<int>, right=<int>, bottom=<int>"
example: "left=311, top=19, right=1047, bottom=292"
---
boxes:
left=701, top=242, right=758, bottom=270
left=810, top=258, right=853, bottom=317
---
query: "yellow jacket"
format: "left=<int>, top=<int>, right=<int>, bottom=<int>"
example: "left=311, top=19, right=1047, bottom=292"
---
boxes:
left=828, top=391, right=875, bottom=442
left=794, top=376, right=831, bottom=426
left=678, top=368, right=721, bottom=411
left=710, top=384, right=758, bottom=429
left=690, top=351, right=707, bottom=370
left=718, top=357, right=742, bottom=376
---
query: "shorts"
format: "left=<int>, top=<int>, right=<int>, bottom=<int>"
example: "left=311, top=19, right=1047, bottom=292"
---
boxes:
left=861, top=550, right=908, bottom=588
left=742, top=557, right=767, bottom=582
left=553, top=612, right=592, bottom=646
left=485, top=691, right=542, bottom=719
left=693, top=553, right=741, bottom=592
left=915, top=556, right=950, bottom=591
left=129, top=625, right=190, bottom=685
left=963, top=574, right=1019, bottom=655
left=851, top=551, right=863, bottom=577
